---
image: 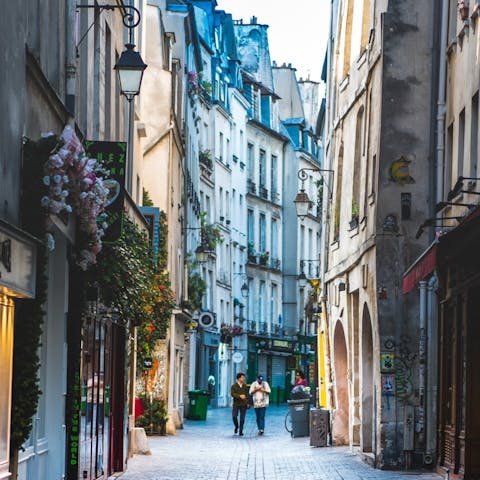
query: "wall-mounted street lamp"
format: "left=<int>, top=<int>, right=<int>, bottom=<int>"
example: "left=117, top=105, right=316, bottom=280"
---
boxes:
left=297, top=271, right=308, bottom=289
left=77, top=4, right=148, bottom=102
left=194, top=244, right=210, bottom=263
left=233, top=272, right=249, bottom=298
left=297, top=259, right=320, bottom=289
left=115, top=43, right=148, bottom=102
left=77, top=4, right=147, bottom=194
left=294, top=167, right=334, bottom=220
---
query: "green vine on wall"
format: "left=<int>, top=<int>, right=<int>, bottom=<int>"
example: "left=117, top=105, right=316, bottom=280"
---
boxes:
left=10, top=136, right=54, bottom=452
left=94, top=209, right=175, bottom=370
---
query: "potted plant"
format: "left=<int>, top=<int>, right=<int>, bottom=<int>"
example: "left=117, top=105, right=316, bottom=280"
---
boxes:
left=136, top=395, right=169, bottom=436
left=199, top=149, right=213, bottom=169
left=259, top=250, right=270, bottom=266
left=349, top=199, right=360, bottom=230
left=247, top=242, right=256, bottom=262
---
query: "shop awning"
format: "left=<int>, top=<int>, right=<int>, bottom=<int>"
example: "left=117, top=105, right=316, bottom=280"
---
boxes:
left=402, top=242, right=438, bottom=294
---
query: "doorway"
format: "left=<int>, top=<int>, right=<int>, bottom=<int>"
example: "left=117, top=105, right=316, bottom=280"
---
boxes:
left=333, top=320, right=349, bottom=445
left=361, top=304, right=374, bottom=453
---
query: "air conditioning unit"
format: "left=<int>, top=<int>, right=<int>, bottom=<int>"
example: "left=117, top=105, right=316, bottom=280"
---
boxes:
left=199, top=312, right=215, bottom=328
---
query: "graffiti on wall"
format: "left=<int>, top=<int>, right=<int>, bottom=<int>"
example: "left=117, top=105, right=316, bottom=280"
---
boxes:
left=381, top=335, right=416, bottom=404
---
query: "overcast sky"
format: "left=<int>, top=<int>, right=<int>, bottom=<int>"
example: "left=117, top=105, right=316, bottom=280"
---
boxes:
left=216, top=0, right=330, bottom=82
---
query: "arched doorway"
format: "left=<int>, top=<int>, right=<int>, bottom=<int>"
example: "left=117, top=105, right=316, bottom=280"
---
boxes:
left=361, top=304, right=374, bottom=453
left=333, top=321, right=349, bottom=445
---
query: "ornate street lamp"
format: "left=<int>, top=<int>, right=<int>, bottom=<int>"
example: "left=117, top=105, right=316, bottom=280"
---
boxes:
left=115, top=43, right=147, bottom=102
left=294, top=189, right=311, bottom=220
left=195, top=244, right=210, bottom=263
left=241, top=282, right=249, bottom=298
left=297, top=271, right=308, bottom=289
left=294, top=167, right=334, bottom=220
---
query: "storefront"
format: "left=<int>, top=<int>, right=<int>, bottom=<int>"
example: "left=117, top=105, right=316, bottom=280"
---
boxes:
left=403, top=208, right=480, bottom=478
left=247, top=336, right=295, bottom=403
left=0, top=221, right=37, bottom=480
left=435, top=209, right=480, bottom=479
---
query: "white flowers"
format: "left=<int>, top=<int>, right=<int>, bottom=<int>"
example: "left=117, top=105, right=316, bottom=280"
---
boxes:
left=41, top=125, right=110, bottom=270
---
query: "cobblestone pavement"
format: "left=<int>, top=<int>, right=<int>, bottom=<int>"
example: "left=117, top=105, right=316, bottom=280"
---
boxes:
left=120, top=406, right=442, bottom=480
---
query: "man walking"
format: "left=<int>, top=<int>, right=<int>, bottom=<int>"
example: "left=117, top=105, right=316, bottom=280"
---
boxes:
left=249, top=374, right=271, bottom=435
left=231, top=372, right=249, bottom=436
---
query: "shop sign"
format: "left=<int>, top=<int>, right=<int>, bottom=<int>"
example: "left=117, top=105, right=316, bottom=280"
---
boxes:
left=139, top=207, right=160, bottom=256
left=0, top=223, right=37, bottom=298
left=143, top=357, right=153, bottom=370
left=232, top=352, right=243, bottom=363
left=84, top=140, right=127, bottom=243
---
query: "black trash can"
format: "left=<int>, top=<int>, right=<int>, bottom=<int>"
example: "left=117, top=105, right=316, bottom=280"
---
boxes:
left=310, top=408, right=330, bottom=446
left=287, top=399, right=310, bottom=437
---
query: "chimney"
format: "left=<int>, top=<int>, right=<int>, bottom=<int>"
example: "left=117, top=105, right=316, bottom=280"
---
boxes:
left=251, top=16, right=257, bottom=24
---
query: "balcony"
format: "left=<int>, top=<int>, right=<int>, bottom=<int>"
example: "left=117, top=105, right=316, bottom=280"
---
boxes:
left=247, top=320, right=257, bottom=333
left=259, top=185, right=269, bottom=200
left=270, top=258, right=281, bottom=271
left=271, top=191, right=280, bottom=203
left=247, top=178, right=256, bottom=195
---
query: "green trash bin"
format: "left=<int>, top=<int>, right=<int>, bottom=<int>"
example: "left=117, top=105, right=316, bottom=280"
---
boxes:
left=188, top=390, right=209, bottom=420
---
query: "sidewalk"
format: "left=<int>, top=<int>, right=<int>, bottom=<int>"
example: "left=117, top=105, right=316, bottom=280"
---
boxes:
left=120, top=406, right=442, bottom=480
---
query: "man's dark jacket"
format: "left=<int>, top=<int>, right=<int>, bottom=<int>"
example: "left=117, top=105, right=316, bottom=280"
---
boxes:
left=231, top=382, right=249, bottom=407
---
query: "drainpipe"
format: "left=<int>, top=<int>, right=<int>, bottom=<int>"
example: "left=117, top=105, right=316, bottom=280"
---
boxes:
left=425, top=274, right=439, bottom=465
left=418, top=281, right=428, bottom=443
left=436, top=0, right=449, bottom=204
left=66, top=0, right=77, bottom=116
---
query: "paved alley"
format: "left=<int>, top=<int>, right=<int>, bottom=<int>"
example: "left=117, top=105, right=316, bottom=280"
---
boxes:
left=120, top=406, right=442, bottom=480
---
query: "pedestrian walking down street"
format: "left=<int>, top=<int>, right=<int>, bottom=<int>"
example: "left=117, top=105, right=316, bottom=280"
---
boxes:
left=249, top=374, right=271, bottom=435
left=231, top=372, right=250, bottom=436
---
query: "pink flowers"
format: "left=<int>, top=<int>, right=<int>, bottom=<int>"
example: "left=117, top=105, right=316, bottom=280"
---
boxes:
left=42, top=125, right=110, bottom=270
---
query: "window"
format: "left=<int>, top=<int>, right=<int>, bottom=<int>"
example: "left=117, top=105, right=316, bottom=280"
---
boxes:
left=271, top=284, right=278, bottom=326
left=271, top=219, right=278, bottom=260
left=104, top=25, right=112, bottom=139
left=261, top=94, right=271, bottom=128
left=471, top=92, right=478, bottom=177
left=445, top=123, right=454, bottom=194
left=247, top=209, right=255, bottom=245
left=271, top=155, right=278, bottom=196
left=361, top=0, right=371, bottom=50
left=353, top=107, right=364, bottom=217
left=300, top=225, right=305, bottom=260
left=226, top=190, right=230, bottom=221
left=259, top=213, right=266, bottom=252
left=247, top=143, right=254, bottom=180
left=333, top=144, right=344, bottom=240
left=259, top=149, right=267, bottom=187
left=458, top=108, right=465, bottom=179
left=259, top=281, right=266, bottom=322
left=253, top=88, right=260, bottom=119
left=205, top=195, right=211, bottom=221
left=219, top=187, right=224, bottom=218
left=219, top=132, right=224, bottom=161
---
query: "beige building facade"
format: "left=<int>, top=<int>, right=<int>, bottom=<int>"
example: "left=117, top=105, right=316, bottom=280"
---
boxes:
left=323, top=0, right=437, bottom=469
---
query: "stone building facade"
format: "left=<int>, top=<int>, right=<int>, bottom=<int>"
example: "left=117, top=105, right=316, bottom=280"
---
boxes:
left=323, top=0, right=437, bottom=469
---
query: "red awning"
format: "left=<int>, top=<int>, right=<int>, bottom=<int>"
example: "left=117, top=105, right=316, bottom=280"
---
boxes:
left=402, top=243, right=438, bottom=294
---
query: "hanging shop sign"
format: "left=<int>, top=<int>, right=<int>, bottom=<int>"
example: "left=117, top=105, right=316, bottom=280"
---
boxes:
left=0, top=221, right=37, bottom=298
left=84, top=140, right=127, bottom=243
left=143, top=357, right=153, bottom=370
left=232, top=352, right=243, bottom=363
left=139, top=207, right=160, bottom=255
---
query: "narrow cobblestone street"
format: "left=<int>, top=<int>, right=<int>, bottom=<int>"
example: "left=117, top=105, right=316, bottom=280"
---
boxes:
left=120, top=406, right=442, bottom=480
